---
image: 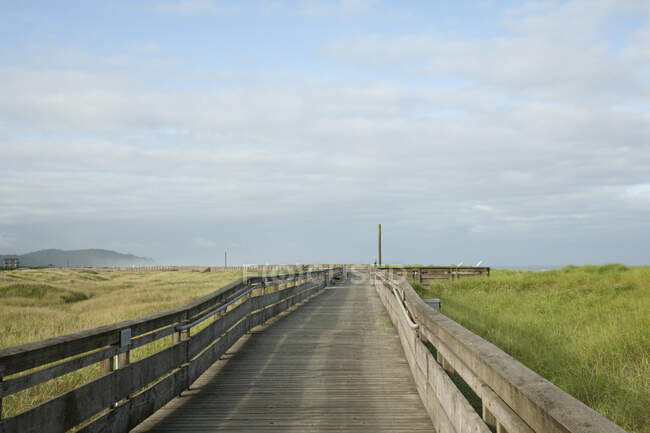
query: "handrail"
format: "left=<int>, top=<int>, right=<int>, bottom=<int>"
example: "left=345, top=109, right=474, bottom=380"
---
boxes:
left=373, top=269, right=628, bottom=433
left=175, top=285, right=258, bottom=332
left=0, top=266, right=344, bottom=433
left=175, top=278, right=322, bottom=332
left=0, top=269, right=329, bottom=376
left=392, top=287, right=418, bottom=329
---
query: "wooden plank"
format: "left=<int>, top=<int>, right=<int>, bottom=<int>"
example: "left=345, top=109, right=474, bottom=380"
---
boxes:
left=1, top=341, right=188, bottom=433
left=0, top=271, right=337, bottom=377
left=188, top=320, right=248, bottom=385
left=426, top=346, right=491, bottom=433
left=0, top=280, right=244, bottom=376
left=248, top=309, right=265, bottom=329
left=0, top=329, right=121, bottom=377
left=482, top=384, right=535, bottom=433
left=379, top=271, right=628, bottom=433
left=77, top=365, right=190, bottom=433
left=188, top=299, right=251, bottom=359
left=132, top=271, right=432, bottom=433
left=1, top=345, right=121, bottom=397
left=250, top=284, right=298, bottom=310
left=129, top=326, right=176, bottom=351
left=0, top=268, right=341, bottom=432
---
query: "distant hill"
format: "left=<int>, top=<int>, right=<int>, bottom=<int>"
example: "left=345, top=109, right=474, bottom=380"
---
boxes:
left=0, top=249, right=155, bottom=268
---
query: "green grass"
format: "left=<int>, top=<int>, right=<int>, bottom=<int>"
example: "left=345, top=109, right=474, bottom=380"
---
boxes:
left=415, top=265, right=649, bottom=433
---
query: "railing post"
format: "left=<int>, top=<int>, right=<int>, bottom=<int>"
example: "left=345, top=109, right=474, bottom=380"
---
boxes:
left=100, top=355, right=114, bottom=375
left=118, top=328, right=131, bottom=369
left=173, top=313, right=188, bottom=345
left=436, top=352, right=455, bottom=376
left=173, top=329, right=190, bottom=345
left=482, top=404, right=497, bottom=431
left=99, top=329, right=132, bottom=409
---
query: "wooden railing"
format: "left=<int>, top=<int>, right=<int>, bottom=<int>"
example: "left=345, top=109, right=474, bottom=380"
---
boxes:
left=373, top=270, right=628, bottom=433
left=107, top=264, right=343, bottom=273
left=380, top=266, right=490, bottom=284
left=0, top=267, right=343, bottom=433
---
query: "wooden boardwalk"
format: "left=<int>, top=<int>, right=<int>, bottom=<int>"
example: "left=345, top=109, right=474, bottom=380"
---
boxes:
left=133, top=272, right=433, bottom=432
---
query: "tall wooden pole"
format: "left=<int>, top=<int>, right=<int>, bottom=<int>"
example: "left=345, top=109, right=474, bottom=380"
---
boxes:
left=378, top=224, right=382, bottom=267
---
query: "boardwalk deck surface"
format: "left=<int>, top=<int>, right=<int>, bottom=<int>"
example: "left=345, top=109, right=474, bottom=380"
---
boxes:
left=133, top=272, right=433, bottom=432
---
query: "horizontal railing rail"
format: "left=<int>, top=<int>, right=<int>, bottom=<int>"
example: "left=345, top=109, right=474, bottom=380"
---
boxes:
left=103, top=264, right=344, bottom=272
left=380, top=265, right=490, bottom=283
left=373, top=269, right=627, bottom=433
left=0, top=266, right=344, bottom=433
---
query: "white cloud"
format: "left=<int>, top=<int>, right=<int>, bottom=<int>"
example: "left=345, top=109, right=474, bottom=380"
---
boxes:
left=326, top=2, right=650, bottom=106
left=1, top=0, right=649, bottom=263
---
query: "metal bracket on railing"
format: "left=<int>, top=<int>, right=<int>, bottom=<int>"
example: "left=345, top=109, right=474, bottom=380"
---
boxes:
left=120, top=328, right=131, bottom=349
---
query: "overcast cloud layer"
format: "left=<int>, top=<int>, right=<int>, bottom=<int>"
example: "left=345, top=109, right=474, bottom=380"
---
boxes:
left=1, top=0, right=649, bottom=266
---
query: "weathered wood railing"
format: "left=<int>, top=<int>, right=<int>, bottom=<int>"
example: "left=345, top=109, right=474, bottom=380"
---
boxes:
left=108, top=264, right=343, bottom=272
left=374, top=270, right=628, bottom=433
left=0, top=267, right=343, bottom=433
left=380, top=266, right=490, bottom=284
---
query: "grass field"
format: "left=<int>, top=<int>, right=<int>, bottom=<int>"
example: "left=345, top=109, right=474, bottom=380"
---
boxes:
left=0, top=267, right=244, bottom=418
left=414, top=264, right=649, bottom=433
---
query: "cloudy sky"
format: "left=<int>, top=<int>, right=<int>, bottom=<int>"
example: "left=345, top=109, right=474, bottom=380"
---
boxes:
left=1, top=0, right=649, bottom=266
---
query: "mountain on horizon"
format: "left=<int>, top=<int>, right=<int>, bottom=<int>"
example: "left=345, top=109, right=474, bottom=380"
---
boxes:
left=0, top=249, right=155, bottom=268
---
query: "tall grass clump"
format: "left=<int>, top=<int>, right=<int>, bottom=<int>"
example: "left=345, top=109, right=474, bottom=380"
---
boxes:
left=417, top=265, right=649, bottom=433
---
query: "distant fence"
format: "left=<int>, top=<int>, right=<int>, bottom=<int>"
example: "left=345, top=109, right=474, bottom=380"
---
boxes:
left=374, top=269, right=627, bottom=433
left=0, top=267, right=344, bottom=433
left=346, top=265, right=489, bottom=284
left=382, top=266, right=490, bottom=285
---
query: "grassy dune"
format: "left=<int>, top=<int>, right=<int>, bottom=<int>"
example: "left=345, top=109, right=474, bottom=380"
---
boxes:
left=0, top=268, right=244, bottom=418
left=415, top=265, right=649, bottom=433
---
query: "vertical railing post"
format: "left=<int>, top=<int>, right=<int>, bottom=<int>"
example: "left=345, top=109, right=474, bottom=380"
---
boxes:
left=118, top=328, right=131, bottom=369
left=117, top=329, right=131, bottom=405
left=100, top=355, right=114, bottom=376
left=172, top=313, right=188, bottom=346
left=99, top=329, right=132, bottom=409
left=436, top=352, right=455, bottom=376
left=482, top=404, right=497, bottom=431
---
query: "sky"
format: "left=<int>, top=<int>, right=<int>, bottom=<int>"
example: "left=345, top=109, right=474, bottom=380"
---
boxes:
left=0, top=0, right=649, bottom=266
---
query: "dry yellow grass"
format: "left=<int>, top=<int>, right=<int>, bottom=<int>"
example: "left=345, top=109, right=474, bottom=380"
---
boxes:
left=0, top=268, right=243, bottom=348
left=0, top=267, right=244, bottom=418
